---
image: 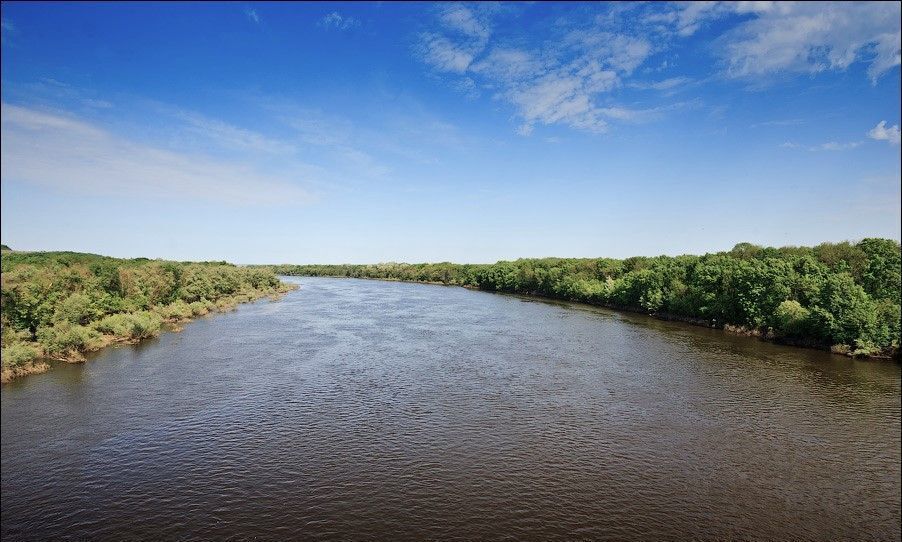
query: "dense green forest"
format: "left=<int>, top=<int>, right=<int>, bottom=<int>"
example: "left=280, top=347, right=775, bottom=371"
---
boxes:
left=273, top=239, right=901, bottom=358
left=1, top=251, right=294, bottom=382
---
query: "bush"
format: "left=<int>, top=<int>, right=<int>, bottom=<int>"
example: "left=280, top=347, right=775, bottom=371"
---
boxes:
left=53, top=292, right=102, bottom=325
left=36, top=322, right=102, bottom=357
left=93, top=312, right=162, bottom=340
left=155, top=300, right=193, bottom=320
left=188, top=300, right=212, bottom=316
left=1, top=342, right=42, bottom=368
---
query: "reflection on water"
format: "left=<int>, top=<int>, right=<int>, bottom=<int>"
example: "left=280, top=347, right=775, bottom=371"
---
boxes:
left=2, top=277, right=900, bottom=540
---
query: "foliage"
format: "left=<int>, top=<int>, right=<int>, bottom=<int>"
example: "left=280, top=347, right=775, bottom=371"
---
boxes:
left=36, top=322, right=102, bottom=358
left=1, top=342, right=41, bottom=368
left=92, top=312, right=163, bottom=340
left=773, top=300, right=811, bottom=337
left=1, top=251, right=292, bottom=374
left=273, top=238, right=901, bottom=354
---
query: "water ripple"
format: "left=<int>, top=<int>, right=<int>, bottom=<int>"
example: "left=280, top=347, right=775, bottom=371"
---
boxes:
left=2, top=277, right=900, bottom=541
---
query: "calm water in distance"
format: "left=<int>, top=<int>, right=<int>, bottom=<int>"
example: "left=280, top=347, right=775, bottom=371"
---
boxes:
left=2, top=277, right=900, bottom=541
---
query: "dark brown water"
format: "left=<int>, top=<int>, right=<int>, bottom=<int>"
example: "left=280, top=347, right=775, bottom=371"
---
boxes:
left=2, top=277, right=900, bottom=541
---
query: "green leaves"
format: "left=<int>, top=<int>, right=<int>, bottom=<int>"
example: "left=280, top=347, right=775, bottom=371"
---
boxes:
left=1, top=251, right=288, bottom=368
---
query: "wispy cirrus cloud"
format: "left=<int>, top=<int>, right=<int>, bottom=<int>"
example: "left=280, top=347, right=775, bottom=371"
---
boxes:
left=868, top=120, right=901, bottom=145
left=781, top=139, right=863, bottom=151
left=629, top=76, right=693, bottom=91
left=0, top=103, right=312, bottom=205
left=319, top=11, right=360, bottom=31
left=173, top=109, right=296, bottom=154
left=751, top=118, right=805, bottom=128
left=416, top=2, right=900, bottom=135
left=244, top=7, right=260, bottom=24
left=418, top=4, right=662, bottom=134
left=417, top=3, right=494, bottom=74
left=715, top=1, right=901, bottom=83
left=622, top=2, right=900, bottom=83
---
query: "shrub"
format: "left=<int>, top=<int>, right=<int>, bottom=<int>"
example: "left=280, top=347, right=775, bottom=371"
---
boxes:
left=1, top=342, right=42, bottom=368
left=36, top=322, right=101, bottom=357
left=188, top=301, right=211, bottom=316
left=93, top=312, right=162, bottom=340
left=155, top=300, right=193, bottom=320
left=53, top=292, right=102, bottom=325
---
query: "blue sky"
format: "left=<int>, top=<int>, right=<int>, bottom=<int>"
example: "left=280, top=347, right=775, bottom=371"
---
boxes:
left=1, top=1, right=900, bottom=264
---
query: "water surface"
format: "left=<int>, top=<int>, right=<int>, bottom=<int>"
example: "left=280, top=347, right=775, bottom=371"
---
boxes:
left=2, top=277, right=900, bottom=540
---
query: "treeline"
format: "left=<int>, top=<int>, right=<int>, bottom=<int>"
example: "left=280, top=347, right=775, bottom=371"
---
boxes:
left=273, top=239, right=901, bottom=358
left=1, top=251, right=295, bottom=382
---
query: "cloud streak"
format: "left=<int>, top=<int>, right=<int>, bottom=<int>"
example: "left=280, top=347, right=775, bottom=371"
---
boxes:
left=781, top=139, right=863, bottom=151
left=174, top=109, right=296, bottom=154
left=0, top=103, right=311, bottom=205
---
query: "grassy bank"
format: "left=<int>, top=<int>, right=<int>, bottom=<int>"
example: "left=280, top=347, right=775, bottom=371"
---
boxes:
left=271, top=239, right=901, bottom=359
left=1, top=251, right=296, bottom=383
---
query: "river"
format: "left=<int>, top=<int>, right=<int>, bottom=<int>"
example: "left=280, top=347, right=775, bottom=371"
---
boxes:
left=2, top=277, right=900, bottom=540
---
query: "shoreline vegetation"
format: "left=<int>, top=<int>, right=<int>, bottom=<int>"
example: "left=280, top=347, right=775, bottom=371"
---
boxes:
left=270, top=239, right=901, bottom=361
left=1, top=250, right=297, bottom=383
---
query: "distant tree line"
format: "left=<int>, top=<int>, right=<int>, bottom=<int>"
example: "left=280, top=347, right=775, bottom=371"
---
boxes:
left=1, top=251, right=293, bottom=381
left=273, top=239, right=901, bottom=357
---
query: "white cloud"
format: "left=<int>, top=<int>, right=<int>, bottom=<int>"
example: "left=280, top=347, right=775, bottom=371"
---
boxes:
left=752, top=118, right=805, bottom=128
left=244, top=8, right=260, bottom=24
left=642, top=1, right=746, bottom=38
left=645, top=2, right=899, bottom=82
left=499, top=31, right=655, bottom=132
left=630, top=76, right=693, bottom=91
left=509, top=74, right=609, bottom=133
left=417, top=2, right=900, bottom=135
left=819, top=141, right=862, bottom=151
left=175, top=110, right=295, bottom=154
left=419, top=32, right=481, bottom=73
left=470, top=48, right=546, bottom=81
left=598, top=100, right=698, bottom=123
left=81, top=98, right=114, bottom=109
left=720, top=1, right=901, bottom=83
left=277, top=108, right=392, bottom=178
left=419, top=4, right=494, bottom=75
left=416, top=4, right=712, bottom=135
left=421, top=14, right=664, bottom=134
left=780, top=139, right=863, bottom=151
left=319, top=11, right=360, bottom=31
left=439, top=3, right=491, bottom=41
left=0, top=103, right=311, bottom=205
left=515, top=124, right=533, bottom=136
left=868, top=120, right=901, bottom=145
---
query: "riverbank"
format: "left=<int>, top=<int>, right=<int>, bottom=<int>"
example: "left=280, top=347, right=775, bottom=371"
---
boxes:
left=272, top=241, right=901, bottom=359
left=1, top=251, right=299, bottom=383
left=283, top=273, right=901, bottom=361
left=1, top=283, right=297, bottom=384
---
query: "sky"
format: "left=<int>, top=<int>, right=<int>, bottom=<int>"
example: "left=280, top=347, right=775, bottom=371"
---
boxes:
left=1, top=1, right=900, bottom=264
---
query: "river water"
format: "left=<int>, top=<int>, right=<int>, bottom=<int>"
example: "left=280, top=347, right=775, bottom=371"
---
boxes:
left=2, top=277, right=900, bottom=541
